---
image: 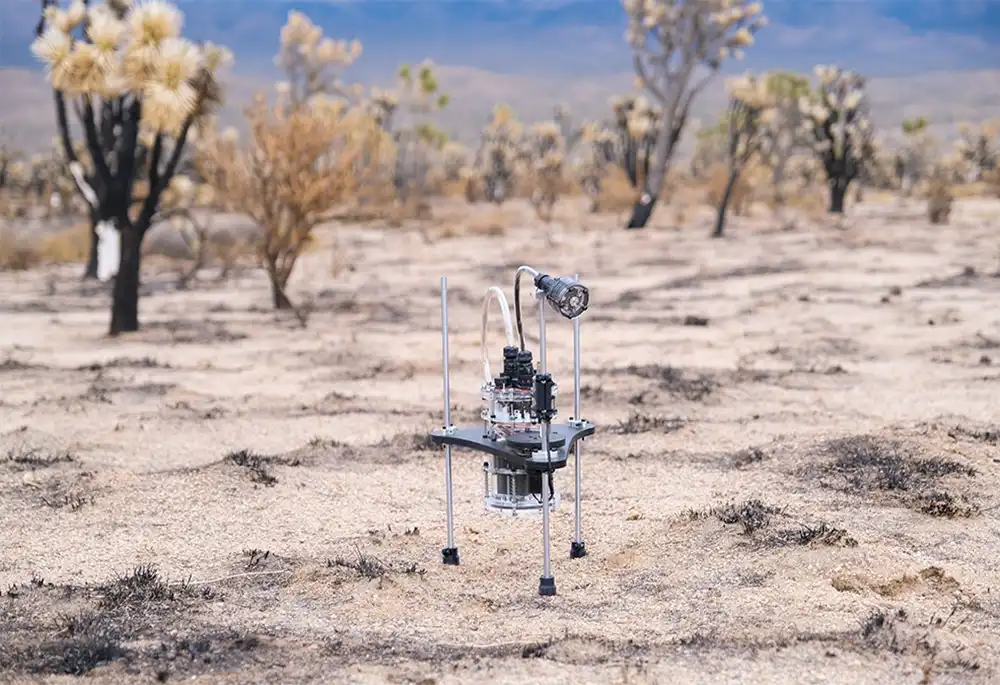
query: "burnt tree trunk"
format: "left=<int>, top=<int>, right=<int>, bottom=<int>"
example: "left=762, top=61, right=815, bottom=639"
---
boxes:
left=626, top=193, right=658, bottom=229
left=828, top=177, right=849, bottom=214
left=713, top=169, right=741, bottom=238
left=82, top=208, right=99, bottom=280
left=109, top=216, right=145, bottom=336
left=271, top=277, right=293, bottom=309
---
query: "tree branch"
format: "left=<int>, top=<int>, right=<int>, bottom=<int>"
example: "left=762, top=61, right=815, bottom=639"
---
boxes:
left=138, top=117, right=194, bottom=231
left=79, top=96, right=113, bottom=186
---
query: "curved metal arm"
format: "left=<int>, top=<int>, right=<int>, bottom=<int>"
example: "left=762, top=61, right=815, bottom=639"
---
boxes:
left=514, top=265, right=540, bottom=350
left=480, top=285, right=516, bottom=384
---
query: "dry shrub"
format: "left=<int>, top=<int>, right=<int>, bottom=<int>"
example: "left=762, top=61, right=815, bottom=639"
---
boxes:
left=452, top=208, right=507, bottom=238
left=951, top=181, right=992, bottom=198
left=336, top=182, right=397, bottom=223
left=926, top=176, right=954, bottom=225
left=597, top=167, right=639, bottom=214
left=386, top=197, right=433, bottom=227
left=783, top=183, right=828, bottom=220
left=37, top=222, right=91, bottom=264
left=200, top=94, right=383, bottom=312
left=984, top=168, right=1000, bottom=198
left=0, top=231, right=40, bottom=271
left=440, top=179, right=467, bottom=198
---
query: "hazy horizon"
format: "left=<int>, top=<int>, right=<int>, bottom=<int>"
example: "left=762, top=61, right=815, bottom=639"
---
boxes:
left=1, top=0, right=997, bottom=151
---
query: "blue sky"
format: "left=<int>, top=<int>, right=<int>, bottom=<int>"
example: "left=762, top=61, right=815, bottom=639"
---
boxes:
left=2, top=0, right=998, bottom=77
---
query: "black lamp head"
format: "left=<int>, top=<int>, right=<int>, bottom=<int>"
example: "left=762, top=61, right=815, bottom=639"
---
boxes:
left=534, top=274, right=590, bottom=319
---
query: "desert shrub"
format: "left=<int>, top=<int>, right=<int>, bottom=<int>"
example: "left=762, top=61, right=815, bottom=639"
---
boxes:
left=198, top=13, right=384, bottom=316
left=926, top=174, right=954, bottom=225
left=38, top=222, right=91, bottom=263
left=0, top=232, right=42, bottom=271
left=984, top=168, right=1000, bottom=198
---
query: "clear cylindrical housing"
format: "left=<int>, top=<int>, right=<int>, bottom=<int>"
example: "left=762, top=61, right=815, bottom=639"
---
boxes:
left=483, top=456, right=559, bottom=516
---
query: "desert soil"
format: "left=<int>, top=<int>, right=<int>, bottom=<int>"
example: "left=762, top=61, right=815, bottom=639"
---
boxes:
left=2, top=196, right=1000, bottom=684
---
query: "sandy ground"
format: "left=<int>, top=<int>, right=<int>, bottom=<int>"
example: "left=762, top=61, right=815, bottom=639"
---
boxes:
left=1, top=195, right=1000, bottom=684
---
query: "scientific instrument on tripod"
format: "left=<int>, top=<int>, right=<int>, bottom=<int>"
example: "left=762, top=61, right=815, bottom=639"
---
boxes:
left=429, top=265, right=595, bottom=596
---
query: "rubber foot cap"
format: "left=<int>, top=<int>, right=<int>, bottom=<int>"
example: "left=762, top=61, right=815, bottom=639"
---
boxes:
left=570, top=541, right=587, bottom=559
left=442, top=547, right=460, bottom=565
left=538, top=576, right=557, bottom=596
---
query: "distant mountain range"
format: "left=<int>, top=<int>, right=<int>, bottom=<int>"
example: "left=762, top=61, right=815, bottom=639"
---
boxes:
left=1, top=0, right=998, bottom=153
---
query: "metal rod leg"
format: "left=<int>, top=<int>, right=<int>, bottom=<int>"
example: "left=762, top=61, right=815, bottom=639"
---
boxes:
left=539, top=422, right=556, bottom=596
left=537, top=292, right=556, bottom=595
left=570, top=295, right=586, bottom=559
left=440, top=276, right=459, bottom=566
left=538, top=289, right=547, bottom=374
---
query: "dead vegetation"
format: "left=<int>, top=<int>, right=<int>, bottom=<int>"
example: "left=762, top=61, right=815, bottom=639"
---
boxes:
left=683, top=499, right=858, bottom=548
left=815, top=435, right=979, bottom=518
left=0, top=565, right=221, bottom=678
left=224, top=449, right=302, bottom=486
left=327, top=547, right=426, bottom=580
left=608, top=413, right=686, bottom=435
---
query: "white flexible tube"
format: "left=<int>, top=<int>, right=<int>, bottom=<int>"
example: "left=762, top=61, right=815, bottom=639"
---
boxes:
left=481, top=285, right=516, bottom=384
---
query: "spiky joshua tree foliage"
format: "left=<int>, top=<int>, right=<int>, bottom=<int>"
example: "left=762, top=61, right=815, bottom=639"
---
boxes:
left=519, top=121, right=566, bottom=222
left=713, top=74, right=770, bottom=237
left=32, top=0, right=231, bottom=335
left=622, top=0, right=767, bottom=229
left=799, top=65, right=875, bottom=214
left=197, top=12, right=383, bottom=317
left=954, top=119, right=999, bottom=183
left=757, top=70, right=811, bottom=207
left=472, top=104, right=521, bottom=204
left=368, top=62, right=450, bottom=208
left=895, top=116, right=934, bottom=196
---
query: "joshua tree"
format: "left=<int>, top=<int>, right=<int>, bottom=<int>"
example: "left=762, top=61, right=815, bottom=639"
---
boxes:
left=472, top=104, right=521, bottom=204
left=368, top=62, right=449, bottom=207
left=894, top=116, right=935, bottom=196
left=757, top=70, right=810, bottom=207
left=576, top=123, right=616, bottom=212
left=690, top=118, right=728, bottom=180
left=954, top=119, right=999, bottom=182
left=441, top=141, right=468, bottom=182
left=925, top=163, right=954, bottom=225
left=622, top=0, right=767, bottom=229
left=0, top=129, right=19, bottom=193
left=197, top=12, right=382, bottom=317
left=607, top=94, right=660, bottom=196
left=32, top=0, right=230, bottom=334
left=519, top=121, right=566, bottom=222
left=799, top=65, right=874, bottom=214
left=712, top=73, right=770, bottom=237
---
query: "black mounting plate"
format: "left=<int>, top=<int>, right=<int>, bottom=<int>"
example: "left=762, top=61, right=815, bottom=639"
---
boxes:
left=429, top=421, right=596, bottom=472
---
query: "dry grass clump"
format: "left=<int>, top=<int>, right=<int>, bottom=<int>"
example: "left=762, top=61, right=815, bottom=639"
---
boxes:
left=984, top=168, right=1000, bottom=199
left=598, top=167, right=640, bottom=214
left=0, top=231, right=41, bottom=271
left=38, top=222, right=91, bottom=263
left=0, top=222, right=90, bottom=271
